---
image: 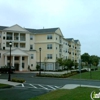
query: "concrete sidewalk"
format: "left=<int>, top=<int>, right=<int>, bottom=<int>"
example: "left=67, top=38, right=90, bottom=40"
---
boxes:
left=61, top=84, right=100, bottom=89
left=0, top=79, right=21, bottom=86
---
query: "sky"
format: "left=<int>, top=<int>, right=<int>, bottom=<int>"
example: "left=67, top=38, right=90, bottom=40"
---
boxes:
left=0, top=0, right=100, bottom=56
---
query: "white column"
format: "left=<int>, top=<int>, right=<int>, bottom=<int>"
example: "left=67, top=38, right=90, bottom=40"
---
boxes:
left=5, top=55, right=7, bottom=66
left=12, top=56, right=14, bottom=66
left=20, top=56, right=22, bottom=71
left=19, top=33, right=20, bottom=41
left=13, top=32, right=14, bottom=41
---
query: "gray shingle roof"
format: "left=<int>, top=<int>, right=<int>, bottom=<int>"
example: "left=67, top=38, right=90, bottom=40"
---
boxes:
left=66, top=38, right=74, bottom=41
left=0, top=26, right=7, bottom=30
left=0, top=25, right=59, bottom=33
left=26, top=28, right=59, bottom=33
left=74, top=40, right=79, bottom=43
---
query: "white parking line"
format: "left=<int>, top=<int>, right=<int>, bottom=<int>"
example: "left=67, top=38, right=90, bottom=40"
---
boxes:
left=29, top=84, right=37, bottom=89
left=54, top=86, right=60, bottom=88
left=46, top=85, right=56, bottom=90
left=22, top=84, right=24, bottom=87
left=38, top=84, right=48, bottom=90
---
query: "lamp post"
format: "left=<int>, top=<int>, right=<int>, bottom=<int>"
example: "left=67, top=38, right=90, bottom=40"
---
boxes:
left=79, top=59, right=81, bottom=87
left=39, top=48, right=41, bottom=76
left=8, top=41, right=12, bottom=81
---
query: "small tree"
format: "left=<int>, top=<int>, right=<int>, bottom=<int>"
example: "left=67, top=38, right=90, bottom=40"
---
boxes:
left=36, top=65, right=40, bottom=71
left=74, top=63, right=78, bottom=69
left=56, top=57, right=64, bottom=70
left=66, top=59, right=74, bottom=72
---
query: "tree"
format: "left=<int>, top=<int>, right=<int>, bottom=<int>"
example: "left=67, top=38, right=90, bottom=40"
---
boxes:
left=66, top=59, right=74, bottom=70
left=81, top=53, right=100, bottom=67
left=36, top=65, right=40, bottom=71
left=63, top=59, right=68, bottom=69
left=90, top=55, right=99, bottom=66
left=81, top=53, right=90, bottom=64
left=56, top=58, right=74, bottom=71
left=74, top=62, right=78, bottom=69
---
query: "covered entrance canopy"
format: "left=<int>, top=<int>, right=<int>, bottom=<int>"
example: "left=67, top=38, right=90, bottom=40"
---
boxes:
left=4, top=48, right=29, bottom=71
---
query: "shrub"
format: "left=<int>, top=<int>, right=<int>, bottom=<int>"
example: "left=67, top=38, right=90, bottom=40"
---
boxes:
left=11, top=78, right=25, bottom=83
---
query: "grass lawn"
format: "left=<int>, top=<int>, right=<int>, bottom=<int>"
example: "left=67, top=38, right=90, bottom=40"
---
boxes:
left=29, top=87, right=99, bottom=100
left=70, top=69, right=100, bottom=80
left=0, top=83, right=12, bottom=88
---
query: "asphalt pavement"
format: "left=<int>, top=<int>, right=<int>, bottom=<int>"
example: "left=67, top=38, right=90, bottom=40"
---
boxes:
left=1, top=72, right=100, bottom=100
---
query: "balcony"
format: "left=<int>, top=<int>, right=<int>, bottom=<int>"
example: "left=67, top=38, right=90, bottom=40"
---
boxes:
left=20, top=43, right=25, bottom=48
left=30, top=47, right=33, bottom=50
left=14, top=43, right=18, bottom=48
left=14, top=37, right=19, bottom=40
left=68, top=44, right=71, bottom=47
left=6, top=36, right=12, bottom=40
left=20, top=37, right=25, bottom=41
left=59, top=50, right=62, bottom=52
left=20, top=34, right=25, bottom=41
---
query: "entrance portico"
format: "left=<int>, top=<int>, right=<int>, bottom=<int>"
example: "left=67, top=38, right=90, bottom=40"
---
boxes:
left=4, top=49, right=29, bottom=71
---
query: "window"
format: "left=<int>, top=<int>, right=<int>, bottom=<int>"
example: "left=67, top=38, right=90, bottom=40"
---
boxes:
left=47, top=34, right=52, bottom=39
left=31, top=64, right=33, bottom=67
left=56, top=37, right=57, bottom=40
left=22, top=63, right=24, bottom=68
left=30, top=35, right=33, bottom=40
left=56, top=47, right=57, bottom=49
left=15, top=57, right=19, bottom=60
left=47, top=44, right=52, bottom=49
left=0, top=53, right=1, bottom=58
left=30, top=45, right=33, bottom=50
left=3, top=36, right=5, bottom=39
left=3, top=47, right=5, bottom=50
left=47, top=54, right=52, bottom=59
left=7, top=56, right=10, bottom=60
left=31, top=54, right=34, bottom=59
left=22, top=57, right=24, bottom=60
left=66, top=43, right=67, bottom=45
left=0, top=43, right=1, bottom=49
left=56, top=54, right=57, bottom=59
left=0, top=34, right=1, bottom=38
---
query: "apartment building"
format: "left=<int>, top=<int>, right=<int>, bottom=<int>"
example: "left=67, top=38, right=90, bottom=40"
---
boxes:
left=66, top=38, right=81, bottom=62
left=0, top=24, right=81, bottom=71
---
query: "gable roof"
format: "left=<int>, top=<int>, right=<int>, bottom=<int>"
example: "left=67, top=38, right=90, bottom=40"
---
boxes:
left=0, top=25, right=59, bottom=34
left=4, top=48, right=29, bottom=56
left=4, top=24, right=29, bottom=32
